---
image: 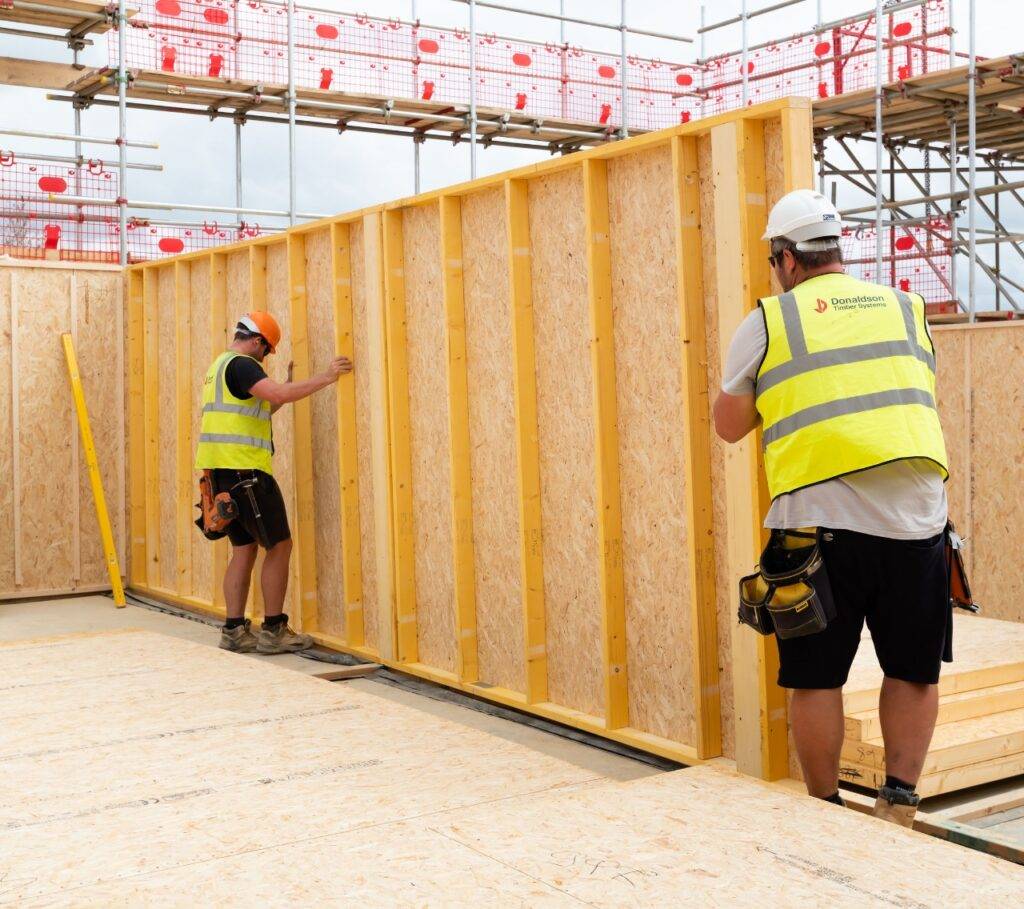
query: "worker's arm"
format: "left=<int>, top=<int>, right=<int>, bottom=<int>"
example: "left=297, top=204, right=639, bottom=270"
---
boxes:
left=249, top=356, right=352, bottom=410
left=713, top=390, right=759, bottom=442
left=714, top=308, right=766, bottom=444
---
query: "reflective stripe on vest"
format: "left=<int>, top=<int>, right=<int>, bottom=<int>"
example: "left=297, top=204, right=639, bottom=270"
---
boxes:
left=194, top=351, right=274, bottom=474
left=755, top=275, right=948, bottom=499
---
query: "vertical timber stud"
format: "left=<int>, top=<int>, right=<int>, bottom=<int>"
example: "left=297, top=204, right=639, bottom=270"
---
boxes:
left=142, top=267, right=161, bottom=587
left=672, top=135, right=722, bottom=759
left=505, top=178, right=548, bottom=704
left=288, top=232, right=320, bottom=632
left=363, top=211, right=397, bottom=660
left=331, top=220, right=365, bottom=646
left=174, top=261, right=192, bottom=597
left=209, top=252, right=229, bottom=612
left=711, top=116, right=787, bottom=780
left=127, top=269, right=147, bottom=587
left=440, top=195, right=479, bottom=684
left=247, top=244, right=267, bottom=621
left=583, top=159, right=628, bottom=730
left=382, top=208, right=418, bottom=663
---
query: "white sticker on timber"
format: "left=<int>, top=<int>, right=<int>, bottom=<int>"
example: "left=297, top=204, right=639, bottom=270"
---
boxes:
left=746, top=193, right=766, bottom=207
left=527, top=644, right=546, bottom=658
left=293, top=285, right=306, bottom=294
left=514, top=247, right=530, bottom=257
left=345, top=602, right=363, bottom=612
left=336, top=277, right=352, bottom=287
left=769, top=707, right=786, bottom=722
left=460, top=628, right=476, bottom=639
left=399, top=614, right=417, bottom=624
left=681, top=217, right=698, bottom=228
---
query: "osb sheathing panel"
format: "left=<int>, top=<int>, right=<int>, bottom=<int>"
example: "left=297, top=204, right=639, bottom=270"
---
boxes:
left=157, top=267, right=178, bottom=591
left=698, top=133, right=735, bottom=760
left=528, top=169, right=603, bottom=717
left=350, top=221, right=380, bottom=652
left=225, top=249, right=250, bottom=319
left=402, top=202, right=457, bottom=675
left=187, top=260, right=213, bottom=604
left=75, top=270, right=125, bottom=588
left=0, top=264, right=124, bottom=598
left=304, top=227, right=346, bottom=638
left=461, top=187, right=524, bottom=692
left=607, top=147, right=694, bottom=745
left=932, top=330, right=969, bottom=568
left=264, top=242, right=298, bottom=612
left=0, top=271, right=13, bottom=591
left=964, top=327, right=1024, bottom=623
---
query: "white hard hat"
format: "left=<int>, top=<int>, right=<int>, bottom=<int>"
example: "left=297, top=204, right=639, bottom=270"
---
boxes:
left=762, top=189, right=843, bottom=249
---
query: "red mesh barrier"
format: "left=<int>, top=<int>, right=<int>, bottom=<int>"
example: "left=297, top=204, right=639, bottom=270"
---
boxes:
left=841, top=219, right=956, bottom=308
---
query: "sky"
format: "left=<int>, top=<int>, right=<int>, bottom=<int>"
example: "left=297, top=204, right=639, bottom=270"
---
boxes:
left=1, top=0, right=1021, bottom=305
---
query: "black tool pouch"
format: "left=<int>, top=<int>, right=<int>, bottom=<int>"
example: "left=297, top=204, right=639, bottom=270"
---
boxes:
left=738, top=529, right=837, bottom=640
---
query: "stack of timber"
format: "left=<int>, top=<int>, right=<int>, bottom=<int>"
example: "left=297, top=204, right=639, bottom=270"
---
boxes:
left=0, top=258, right=126, bottom=600
left=3, top=629, right=1022, bottom=905
left=837, top=615, right=1024, bottom=797
left=124, top=97, right=818, bottom=774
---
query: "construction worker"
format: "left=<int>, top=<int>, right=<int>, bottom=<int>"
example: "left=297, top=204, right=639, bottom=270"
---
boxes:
left=713, top=189, right=950, bottom=827
left=195, top=311, right=351, bottom=654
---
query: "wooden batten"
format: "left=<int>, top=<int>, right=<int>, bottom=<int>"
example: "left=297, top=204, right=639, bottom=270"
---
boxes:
left=208, top=252, right=229, bottom=611
left=174, top=261, right=193, bottom=597
left=142, top=267, right=161, bottom=587
left=127, top=270, right=147, bottom=587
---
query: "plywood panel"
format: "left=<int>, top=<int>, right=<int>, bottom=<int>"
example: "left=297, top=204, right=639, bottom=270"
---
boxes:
left=305, top=227, right=346, bottom=637
left=349, top=221, right=379, bottom=653
left=75, top=270, right=126, bottom=589
left=157, top=266, right=177, bottom=591
left=16, top=269, right=75, bottom=592
left=187, top=259, right=213, bottom=604
left=462, top=186, right=524, bottom=692
left=966, top=326, right=1024, bottom=623
left=402, top=202, right=457, bottom=674
left=607, top=147, right=694, bottom=745
left=698, top=133, right=735, bottom=760
left=264, top=242, right=297, bottom=610
left=528, top=168, right=602, bottom=717
left=0, top=270, right=14, bottom=591
left=225, top=249, right=250, bottom=321
left=932, top=329, right=969, bottom=565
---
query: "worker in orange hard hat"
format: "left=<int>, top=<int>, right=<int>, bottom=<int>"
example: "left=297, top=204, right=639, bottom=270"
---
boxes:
left=194, top=310, right=352, bottom=654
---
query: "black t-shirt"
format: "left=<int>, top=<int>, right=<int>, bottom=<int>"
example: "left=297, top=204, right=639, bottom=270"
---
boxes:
left=225, top=356, right=268, bottom=400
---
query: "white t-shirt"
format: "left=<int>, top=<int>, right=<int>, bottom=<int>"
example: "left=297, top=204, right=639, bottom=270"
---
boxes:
left=722, top=308, right=948, bottom=540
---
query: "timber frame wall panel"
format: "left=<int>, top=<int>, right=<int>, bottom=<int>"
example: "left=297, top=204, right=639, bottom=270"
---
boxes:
left=0, top=260, right=126, bottom=600
left=125, top=98, right=816, bottom=768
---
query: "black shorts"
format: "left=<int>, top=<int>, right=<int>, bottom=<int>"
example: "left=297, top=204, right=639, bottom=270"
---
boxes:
left=211, top=469, right=291, bottom=550
left=776, top=528, right=952, bottom=689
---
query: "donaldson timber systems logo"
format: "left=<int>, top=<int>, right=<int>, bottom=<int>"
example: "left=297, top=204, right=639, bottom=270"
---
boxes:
left=829, top=293, right=888, bottom=312
left=815, top=298, right=828, bottom=313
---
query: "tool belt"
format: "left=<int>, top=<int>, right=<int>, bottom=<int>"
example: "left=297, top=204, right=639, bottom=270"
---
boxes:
left=738, top=528, right=837, bottom=640
left=194, top=469, right=239, bottom=541
left=946, top=519, right=979, bottom=614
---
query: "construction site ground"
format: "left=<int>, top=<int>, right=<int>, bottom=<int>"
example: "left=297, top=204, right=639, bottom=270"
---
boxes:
left=2, top=596, right=1024, bottom=906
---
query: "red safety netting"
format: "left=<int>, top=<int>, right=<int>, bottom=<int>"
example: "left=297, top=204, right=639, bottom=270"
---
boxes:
left=841, top=219, right=956, bottom=309
left=702, top=1, right=951, bottom=113
left=115, top=1, right=703, bottom=132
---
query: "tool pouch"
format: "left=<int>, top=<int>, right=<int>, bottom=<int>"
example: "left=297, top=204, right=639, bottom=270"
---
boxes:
left=194, top=470, right=238, bottom=541
left=946, top=519, right=979, bottom=614
left=738, top=529, right=837, bottom=640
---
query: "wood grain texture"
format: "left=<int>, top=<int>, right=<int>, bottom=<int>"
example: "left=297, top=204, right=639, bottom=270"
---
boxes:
left=225, top=249, right=251, bottom=320
left=402, top=202, right=457, bottom=675
left=186, top=260, right=213, bottom=604
left=462, top=186, right=525, bottom=693
left=0, top=271, right=14, bottom=591
left=305, top=227, right=345, bottom=637
left=528, top=168, right=603, bottom=718
left=932, top=329, right=970, bottom=569
left=156, top=266, right=178, bottom=592
left=349, top=220, right=380, bottom=653
left=607, top=146, right=695, bottom=746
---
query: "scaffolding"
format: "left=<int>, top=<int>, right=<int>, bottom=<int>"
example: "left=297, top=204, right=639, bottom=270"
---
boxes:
left=1, top=0, right=1021, bottom=319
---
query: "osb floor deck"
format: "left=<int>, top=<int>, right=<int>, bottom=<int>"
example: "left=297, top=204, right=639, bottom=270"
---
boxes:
left=2, top=630, right=1022, bottom=906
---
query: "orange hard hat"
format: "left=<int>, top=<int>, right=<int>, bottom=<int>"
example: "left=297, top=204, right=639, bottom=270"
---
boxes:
left=237, top=311, right=282, bottom=354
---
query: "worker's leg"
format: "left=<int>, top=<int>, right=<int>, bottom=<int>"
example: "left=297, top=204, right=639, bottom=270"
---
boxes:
left=878, top=677, right=938, bottom=785
left=790, top=688, right=846, bottom=798
left=259, top=537, right=292, bottom=618
left=224, top=542, right=258, bottom=620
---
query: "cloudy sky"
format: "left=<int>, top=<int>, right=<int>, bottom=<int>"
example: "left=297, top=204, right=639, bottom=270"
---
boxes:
left=2, top=0, right=1021, bottom=304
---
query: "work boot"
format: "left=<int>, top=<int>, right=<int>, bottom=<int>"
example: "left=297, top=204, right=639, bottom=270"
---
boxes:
left=257, top=614, right=313, bottom=654
left=219, top=619, right=257, bottom=653
left=873, top=784, right=921, bottom=828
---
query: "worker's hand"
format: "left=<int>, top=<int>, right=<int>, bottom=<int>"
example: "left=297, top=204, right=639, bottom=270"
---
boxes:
left=286, top=361, right=295, bottom=383
left=324, top=356, right=353, bottom=381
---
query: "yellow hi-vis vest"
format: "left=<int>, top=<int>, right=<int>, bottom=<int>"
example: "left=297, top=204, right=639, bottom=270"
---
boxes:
left=755, top=273, right=948, bottom=499
left=193, top=351, right=273, bottom=474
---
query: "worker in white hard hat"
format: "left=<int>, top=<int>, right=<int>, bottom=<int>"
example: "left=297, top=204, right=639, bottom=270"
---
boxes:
left=712, top=189, right=951, bottom=828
